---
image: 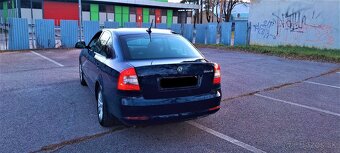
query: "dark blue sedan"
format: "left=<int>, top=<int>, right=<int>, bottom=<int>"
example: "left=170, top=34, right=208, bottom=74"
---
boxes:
left=76, top=28, right=221, bottom=127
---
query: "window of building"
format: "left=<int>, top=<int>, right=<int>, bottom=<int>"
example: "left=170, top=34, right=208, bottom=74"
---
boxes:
left=161, top=9, right=167, bottom=16
left=21, top=0, right=42, bottom=9
left=99, top=4, right=106, bottom=12
left=150, top=8, right=155, bottom=15
left=21, top=0, right=30, bottom=8
left=173, top=10, right=178, bottom=16
left=82, top=3, right=90, bottom=11
left=106, top=5, right=114, bottom=13
left=130, top=7, right=136, bottom=14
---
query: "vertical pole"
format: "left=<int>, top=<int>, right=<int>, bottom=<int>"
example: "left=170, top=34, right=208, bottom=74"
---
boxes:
left=41, top=0, right=44, bottom=18
left=15, top=0, right=18, bottom=17
left=30, top=0, right=35, bottom=49
left=200, top=0, right=203, bottom=24
left=30, top=0, right=33, bottom=21
left=78, top=0, right=82, bottom=41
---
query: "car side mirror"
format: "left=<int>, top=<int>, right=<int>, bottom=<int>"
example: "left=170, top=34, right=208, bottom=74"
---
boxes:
left=75, top=41, right=86, bottom=49
left=102, top=45, right=114, bottom=59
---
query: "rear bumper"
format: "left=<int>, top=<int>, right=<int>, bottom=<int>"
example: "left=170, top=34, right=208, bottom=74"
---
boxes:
left=118, top=90, right=221, bottom=125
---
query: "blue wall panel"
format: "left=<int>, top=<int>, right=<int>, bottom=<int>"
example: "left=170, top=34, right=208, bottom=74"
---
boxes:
left=8, top=18, right=29, bottom=50
left=171, top=24, right=181, bottom=34
left=104, top=22, right=119, bottom=28
left=60, top=20, right=78, bottom=48
left=234, top=21, right=248, bottom=46
left=83, top=21, right=100, bottom=44
left=183, top=24, right=193, bottom=42
left=220, top=22, right=232, bottom=46
left=156, top=23, right=167, bottom=29
left=142, top=23, right=151, bottom=28
left=35, top=19, right=55, bottom=48
left=195, top=24, right=206, bottom=44
left=124, top=22, right=137, bottom=28
left=207, top=23, right=217, bottom=44
left=142, top=23, right=155, bottom=28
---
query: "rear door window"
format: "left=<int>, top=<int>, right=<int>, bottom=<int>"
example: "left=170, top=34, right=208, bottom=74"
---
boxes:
left=95, top=31, right=111, bottom=57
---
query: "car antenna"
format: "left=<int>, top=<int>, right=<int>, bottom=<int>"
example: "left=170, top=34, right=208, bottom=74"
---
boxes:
left=146, top=19, right=153, bottom=42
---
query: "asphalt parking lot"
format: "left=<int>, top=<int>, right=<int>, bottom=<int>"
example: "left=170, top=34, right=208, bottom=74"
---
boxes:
left=0, top=48, right=339, bottom=153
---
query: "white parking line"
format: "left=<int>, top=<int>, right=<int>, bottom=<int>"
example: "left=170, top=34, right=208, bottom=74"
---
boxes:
left=255, top=94, right=340, bottom=117
left=31, top=51, right=64, bottom=67
left=336, top=72, right=340, bottom=74
left=187, top=121, right=267, bottom=153
left=304, top=81, right=340, bottom=89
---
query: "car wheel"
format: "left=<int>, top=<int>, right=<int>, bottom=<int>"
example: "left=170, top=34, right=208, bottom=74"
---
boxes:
left=97, top=86, right=115, bottom=127
left=79, top=64, right=87, bottom=86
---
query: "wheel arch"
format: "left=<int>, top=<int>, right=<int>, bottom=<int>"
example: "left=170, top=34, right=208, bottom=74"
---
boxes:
left=95, top=75, right=104, bottom=100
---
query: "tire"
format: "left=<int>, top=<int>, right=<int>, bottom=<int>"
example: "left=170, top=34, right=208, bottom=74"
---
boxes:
left=97, top=85, right=116, bottom=127
left=79, top=64, right=87, bottom=86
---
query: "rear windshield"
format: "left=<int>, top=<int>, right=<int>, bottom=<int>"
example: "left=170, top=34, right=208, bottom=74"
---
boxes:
left=119, top=34, right=203, bottom=60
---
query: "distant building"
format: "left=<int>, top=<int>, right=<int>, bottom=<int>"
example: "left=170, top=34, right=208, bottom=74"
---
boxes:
left=0, top=0, right=199, bottom=26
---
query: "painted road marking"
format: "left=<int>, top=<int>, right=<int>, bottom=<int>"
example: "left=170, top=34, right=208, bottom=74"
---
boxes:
left=255, top=94, right=340, bottom=117
left=187, top=121, right=267, bottom=153
left=304, top=81, right=340, bottom=89
left=31, top=51, right=64, bottom=67
left=336, top=72, right=340, bottom=74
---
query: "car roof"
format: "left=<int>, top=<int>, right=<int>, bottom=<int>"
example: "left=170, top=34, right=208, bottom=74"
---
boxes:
left=104, top=28, right=173, bottom=36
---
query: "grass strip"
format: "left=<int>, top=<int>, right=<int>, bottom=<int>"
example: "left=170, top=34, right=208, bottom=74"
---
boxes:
left=196, top=44, right=340, bottom=63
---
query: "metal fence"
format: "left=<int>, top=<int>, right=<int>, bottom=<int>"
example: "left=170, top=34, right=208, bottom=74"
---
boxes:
left=0, top=18, right=250, bottom=51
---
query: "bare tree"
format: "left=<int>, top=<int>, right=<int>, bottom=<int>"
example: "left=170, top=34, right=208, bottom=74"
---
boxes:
left=202, top=0, right=210, bottom=22
left=204, top=0, right=216, bottom=22
left=221, top=0, right=246, bottom=22
left=204, top=0, right=222, bottom=23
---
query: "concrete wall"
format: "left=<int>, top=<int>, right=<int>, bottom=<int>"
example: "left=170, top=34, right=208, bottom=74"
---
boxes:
left=249, top=0, right=340, bottom=49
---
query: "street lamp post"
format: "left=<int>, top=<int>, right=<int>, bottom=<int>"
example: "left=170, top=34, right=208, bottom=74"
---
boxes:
left=78, top=0, right=82, bottom=41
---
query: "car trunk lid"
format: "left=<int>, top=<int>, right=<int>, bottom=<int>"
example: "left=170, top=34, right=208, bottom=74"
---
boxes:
left=129, top=58, right=215, bottom=99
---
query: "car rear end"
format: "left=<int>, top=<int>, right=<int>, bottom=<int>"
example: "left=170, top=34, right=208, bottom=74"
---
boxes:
left=115, top=31, right=221, bottom=125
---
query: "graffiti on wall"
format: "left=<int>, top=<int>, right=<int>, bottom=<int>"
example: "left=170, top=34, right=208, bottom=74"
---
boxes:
left=252, top=7, right=334, bottom=46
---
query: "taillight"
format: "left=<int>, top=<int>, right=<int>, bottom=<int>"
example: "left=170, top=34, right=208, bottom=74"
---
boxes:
left=213, top=63, right=221, bottom=84
left=117, top=67, right=140, bottom=91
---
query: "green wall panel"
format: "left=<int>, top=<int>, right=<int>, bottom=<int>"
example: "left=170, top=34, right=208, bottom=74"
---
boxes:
left=115, top=6, right=122, bottom=14
left=115, top=6, right=122, bottom=26
left=3, top=2, right=8, bottom=21
left=11, top=0, right=14, bottom=17
left=122, top=6, right=129, bottom=26
left=90, top=4, right=99, bottom=21
left=143, top=8, right=149, bottom=23
left=167, top=10, right=173, bottom=27
left=122, top=6, right=129, bottom=14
